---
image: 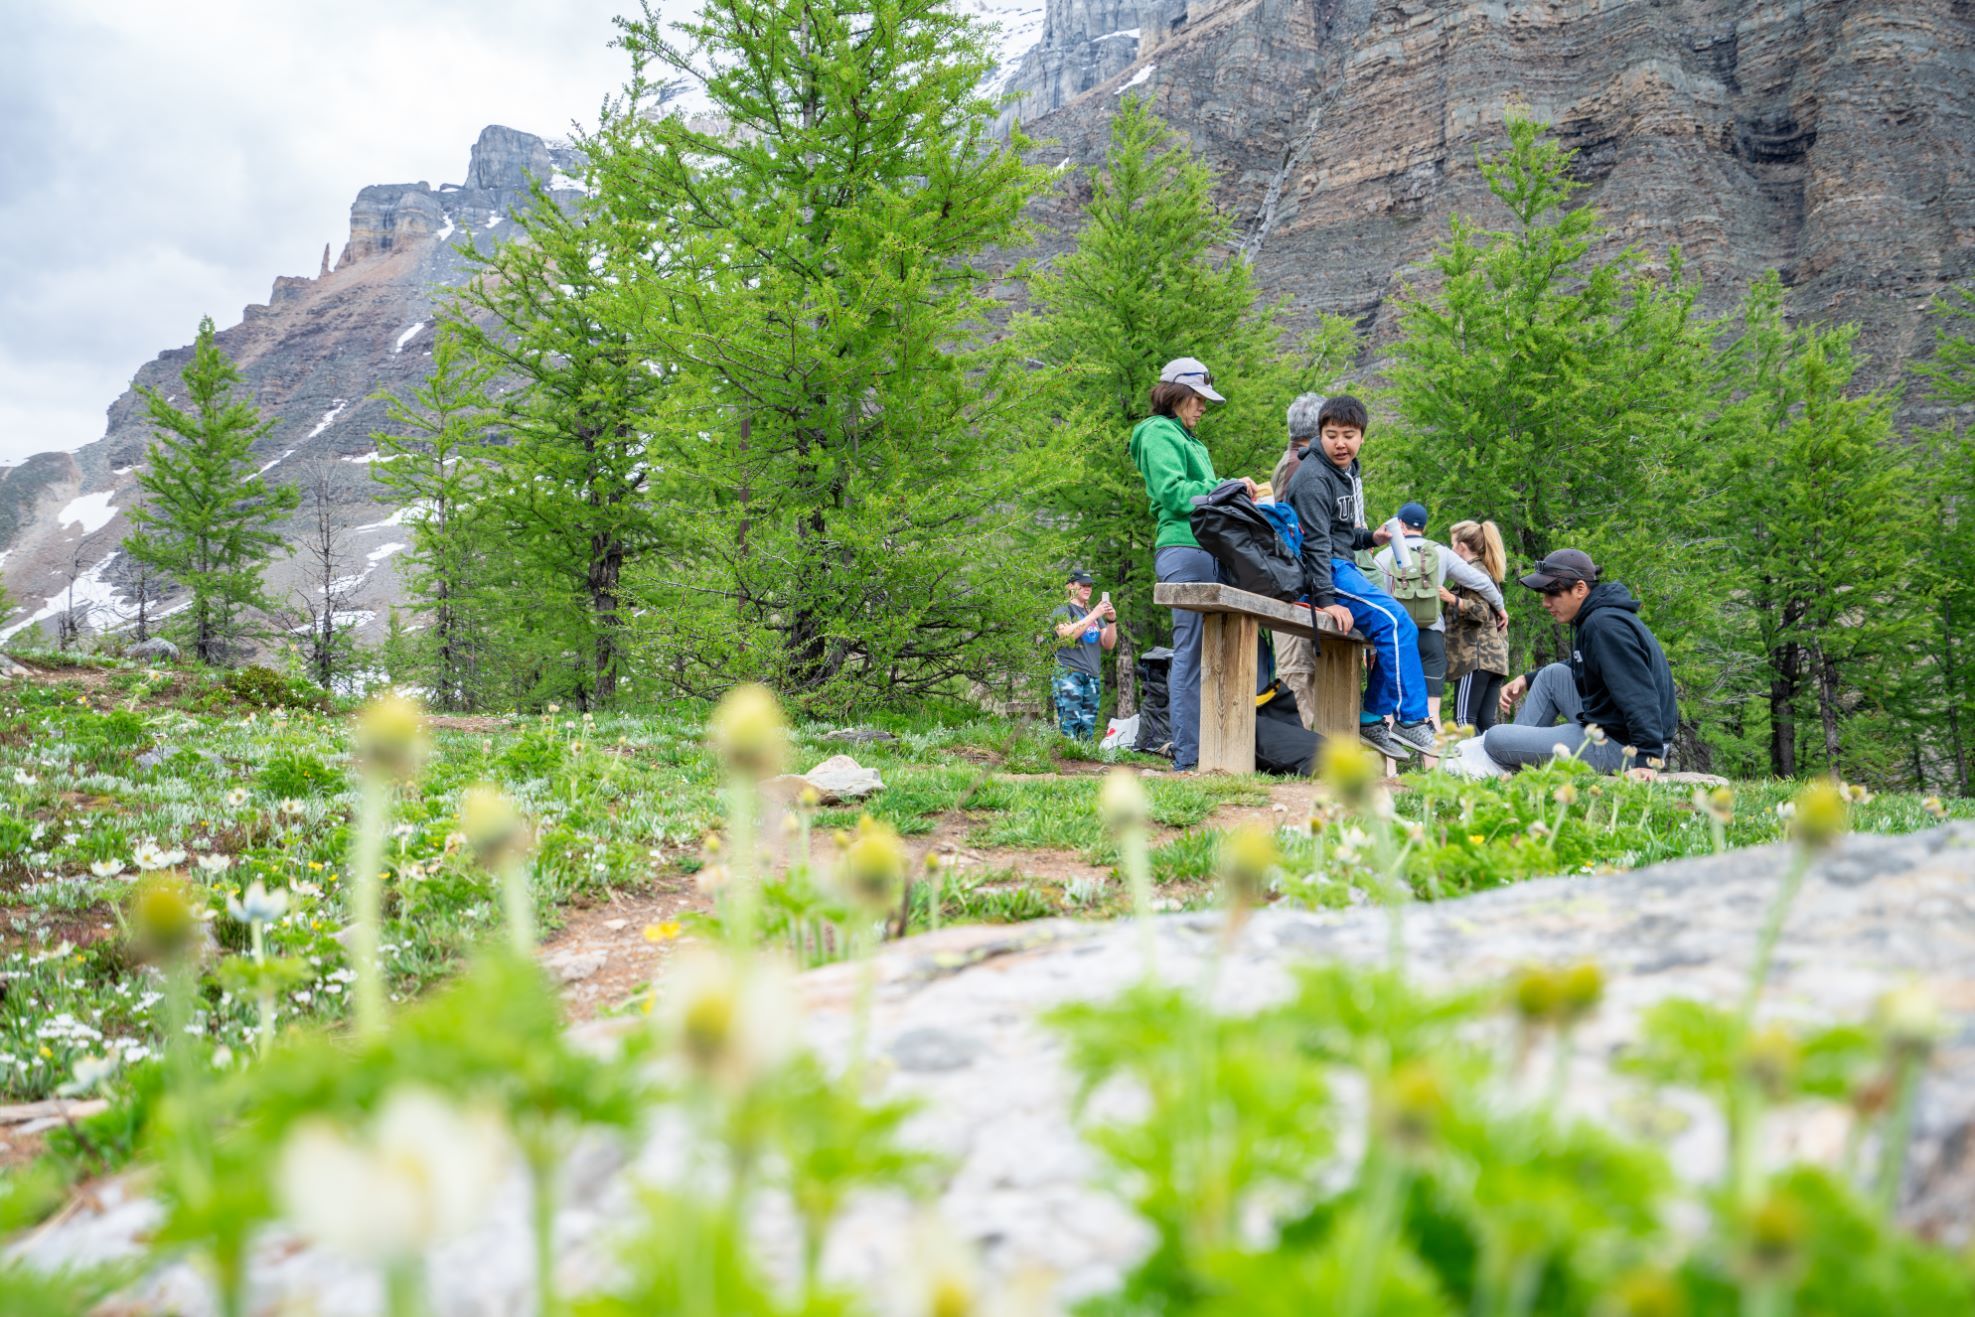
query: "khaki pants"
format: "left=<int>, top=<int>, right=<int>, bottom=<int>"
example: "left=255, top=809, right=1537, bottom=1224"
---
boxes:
left=1275, top=631, right=1319, bottom=730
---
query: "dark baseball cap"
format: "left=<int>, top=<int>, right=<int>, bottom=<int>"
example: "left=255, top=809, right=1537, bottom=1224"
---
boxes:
left=1518, top=549, right=1599, bottom=592
left=1066, top=569, right=1095, bottom=585
left=1396, top=501, right=1428, bottom=529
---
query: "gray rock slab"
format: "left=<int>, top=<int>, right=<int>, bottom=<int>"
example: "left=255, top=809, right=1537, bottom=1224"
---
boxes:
left=14, top=825, right=1975, bottom=1313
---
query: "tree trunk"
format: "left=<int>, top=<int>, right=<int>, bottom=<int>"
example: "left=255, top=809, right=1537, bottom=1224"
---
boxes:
left=588, top=535, right=624, bottom=703
left=1113, top=625, right=1137, bottom=718
left=1113, top=552, right=1138, bottom=715
left=1813, top=643, right=1843, bottom=774
left=1945, top=595, right=1968, bottom=797
left=1768, top=640, right=1799, bottom=778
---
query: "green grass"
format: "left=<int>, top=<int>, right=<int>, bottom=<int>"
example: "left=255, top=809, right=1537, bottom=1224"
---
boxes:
left=3, top=654, right=1969, bottom=1114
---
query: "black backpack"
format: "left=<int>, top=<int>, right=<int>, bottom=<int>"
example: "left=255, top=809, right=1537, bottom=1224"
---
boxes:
left=1190, top=481, right=1304, bottom=601
left=1133, top=646, right=1175, bottom=755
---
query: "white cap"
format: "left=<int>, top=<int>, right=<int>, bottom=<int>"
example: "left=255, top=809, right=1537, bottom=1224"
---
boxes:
left=1158, top=357, right=1226, bottom=403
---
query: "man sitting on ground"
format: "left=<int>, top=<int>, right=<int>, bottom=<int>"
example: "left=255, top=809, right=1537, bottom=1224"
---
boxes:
left=1483, top=549, right=1677, bottom=780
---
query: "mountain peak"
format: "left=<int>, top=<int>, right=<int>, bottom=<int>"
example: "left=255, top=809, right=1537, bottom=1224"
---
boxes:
left=464, top=125, right=557, bottom=193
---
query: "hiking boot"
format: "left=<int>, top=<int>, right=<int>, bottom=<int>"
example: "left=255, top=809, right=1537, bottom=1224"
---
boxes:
left=1358, top=721, right=1413, bottom=761
left=1391, top=720, right=1438, bottom=756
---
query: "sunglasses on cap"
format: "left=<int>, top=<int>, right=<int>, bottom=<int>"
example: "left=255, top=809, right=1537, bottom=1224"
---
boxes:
left=1174, top=369, right=1214, bottom=387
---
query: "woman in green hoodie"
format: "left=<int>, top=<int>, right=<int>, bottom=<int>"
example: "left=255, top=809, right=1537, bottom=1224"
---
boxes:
left=1128, top=357, right=1255, bottom=772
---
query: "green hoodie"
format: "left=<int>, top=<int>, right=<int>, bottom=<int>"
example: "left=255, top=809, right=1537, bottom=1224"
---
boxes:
left=1129, top=414, right=1219, bottom=551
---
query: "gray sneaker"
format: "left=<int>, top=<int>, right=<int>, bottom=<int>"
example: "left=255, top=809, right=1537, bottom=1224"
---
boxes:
left=1391, top=720, right=1438, bottom=756
left=1359, top=721, right=1414, bottom=760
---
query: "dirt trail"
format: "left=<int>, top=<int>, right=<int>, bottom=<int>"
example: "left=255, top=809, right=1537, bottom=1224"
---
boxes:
left=538, top=773, right=1320, bottom=1018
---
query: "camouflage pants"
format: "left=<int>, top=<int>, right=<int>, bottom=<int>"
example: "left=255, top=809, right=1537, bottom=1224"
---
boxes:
left=1053, top=670, right=1101, bottom=740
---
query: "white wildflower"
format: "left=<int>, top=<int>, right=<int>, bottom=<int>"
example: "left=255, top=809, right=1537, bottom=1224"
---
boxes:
left=277, top=1087, right=512, bottom=1263
left=132, top=840, right=186, bottom=871
left=225, top=880, right=290, bottom=925
left=89, top=859, right=126, bottom=881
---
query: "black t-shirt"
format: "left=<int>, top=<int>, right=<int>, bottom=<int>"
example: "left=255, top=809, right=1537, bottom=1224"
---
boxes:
left=1052, top=603, right=1103, bottom=678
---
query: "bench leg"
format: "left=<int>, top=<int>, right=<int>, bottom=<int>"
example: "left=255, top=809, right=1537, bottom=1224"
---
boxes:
left=1197, top=613, right=1257, bottom=775
left=1311, top=635, right=1364, bottom=750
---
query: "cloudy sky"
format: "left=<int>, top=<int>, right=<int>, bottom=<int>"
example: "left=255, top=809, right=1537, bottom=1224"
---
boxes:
left=0, top=0, right=635, bottom=465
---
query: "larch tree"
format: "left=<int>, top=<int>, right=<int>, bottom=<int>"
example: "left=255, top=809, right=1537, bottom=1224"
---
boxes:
left=122, top=316, right=299, bottom=665
left=603, top=0, right=1060, bottom=711
left=447, top=177, right=670, bottom=708
left=1383, top=116, right=1715, bottom=675
left=372, top=323, right=503, bottom=710
left=1021, top=95, right=1355, bottom=712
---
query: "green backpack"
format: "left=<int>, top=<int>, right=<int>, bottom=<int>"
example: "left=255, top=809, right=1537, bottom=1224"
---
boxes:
left=1387, top=539, right=1441, bottom=627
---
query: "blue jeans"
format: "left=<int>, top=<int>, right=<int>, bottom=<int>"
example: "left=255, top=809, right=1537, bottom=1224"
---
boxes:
left=1326, top=559, right=1428, bottom=724
left=1156, top=545, right=1218, bottom=771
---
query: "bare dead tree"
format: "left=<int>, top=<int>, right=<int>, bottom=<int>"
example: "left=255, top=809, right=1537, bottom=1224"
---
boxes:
left=55, top=542, right=94, bottom=652
left=108, top=555, right=171, bottom=642
left=283, top=462, right=359, bottom=690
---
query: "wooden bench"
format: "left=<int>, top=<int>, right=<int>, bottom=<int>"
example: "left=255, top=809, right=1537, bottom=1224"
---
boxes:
left=1153, top=581, right=1371, bottom=775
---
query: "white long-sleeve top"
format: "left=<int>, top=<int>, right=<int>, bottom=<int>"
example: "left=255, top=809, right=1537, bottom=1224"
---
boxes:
left=1372, top=534, right=1504, bottom=633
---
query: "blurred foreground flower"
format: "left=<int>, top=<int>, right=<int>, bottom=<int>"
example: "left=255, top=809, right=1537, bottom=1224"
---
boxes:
left=1319, top=739, right=1381, bottom=811
left=356, top=692, right=428, bottom=782
left=1217, top=824, right=1278, bottom=915
left=1098, top=768, right=1150, bottom=830
left=708, top=683, right=789, bottom=778
left=460, top=784, right=531, bottom=868
left=129, top=873, right=198, bottom=962
left=659, top=946, right=797, bottom=1094
left=839, top=816, right=908, bottom=916
left=1787, top=779, right=1848, bottom=850
left=277, top=1086, right=512, bottom=1264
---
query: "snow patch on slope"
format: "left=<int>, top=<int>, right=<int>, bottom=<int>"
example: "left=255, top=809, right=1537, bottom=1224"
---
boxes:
left=2, top=553, right=123, bottom=641
left=394, top=323, right=425, bottom=353
left=308, top=400, right=347, bottom=439
left=57, top=491, right=117, bottom=536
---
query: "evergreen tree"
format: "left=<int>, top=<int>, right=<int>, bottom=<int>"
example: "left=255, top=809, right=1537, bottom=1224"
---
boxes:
left=1703, top=273, right=1925, bottom=779
left=1913, top=285, right=1975, bottom=795
left=448, top=177, right=669, bottom=708
left=604, top=0, right=1058, bottom=710
left=1021, top=96, right=1356, bottom=712
left=372, top=324, right=502, bottom=710
left=123, top=316, right=300, bottom=665
left=1383, top=117, right=1715, bottom=673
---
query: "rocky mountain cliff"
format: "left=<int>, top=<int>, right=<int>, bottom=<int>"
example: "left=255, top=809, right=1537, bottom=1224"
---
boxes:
left=0, top=126, right=581, bottom=649
left=4, top=0, right=1972, bottom=648
left=1008, top=0, right=1975, bottom=364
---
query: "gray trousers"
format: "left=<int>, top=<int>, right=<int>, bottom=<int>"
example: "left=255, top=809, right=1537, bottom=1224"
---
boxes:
left=1156, top=546, right=1218, bottom=771
left=1480, top=662, right=1627, bottom=773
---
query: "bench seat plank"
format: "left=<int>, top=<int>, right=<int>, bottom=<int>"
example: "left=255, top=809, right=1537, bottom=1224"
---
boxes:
left=1153, top=582, right=1368, bottom=644
left=1154, top=581, right=1370, bottom=773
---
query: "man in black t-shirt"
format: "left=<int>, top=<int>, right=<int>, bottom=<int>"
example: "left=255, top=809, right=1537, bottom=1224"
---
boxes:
left=1051, top=569, right=1116, bottom=739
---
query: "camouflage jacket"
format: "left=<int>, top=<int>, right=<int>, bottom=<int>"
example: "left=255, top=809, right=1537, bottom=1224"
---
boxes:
left=1445, top=582, right=1509, bottom=679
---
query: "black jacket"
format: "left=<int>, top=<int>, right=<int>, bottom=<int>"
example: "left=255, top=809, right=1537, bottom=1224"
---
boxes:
left=1554, top=582, right=1679, bottom=757
left=1281, top=453, right=1375, bottom=609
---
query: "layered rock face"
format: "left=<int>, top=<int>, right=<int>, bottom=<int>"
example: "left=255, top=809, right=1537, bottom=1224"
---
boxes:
left=1013, top=0, right=1975, bottom=371
left=16, top=824, right=1975, bottom=1310
left=0, top=127, right=580, bottom=648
